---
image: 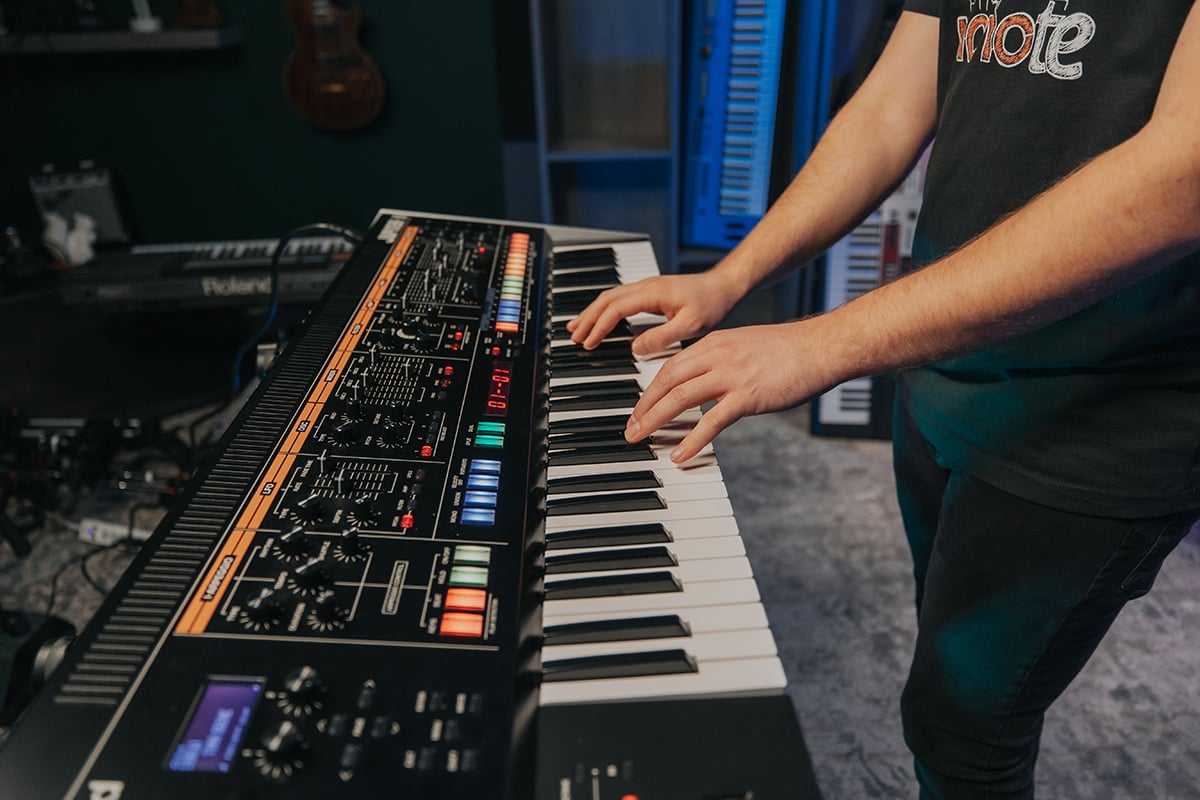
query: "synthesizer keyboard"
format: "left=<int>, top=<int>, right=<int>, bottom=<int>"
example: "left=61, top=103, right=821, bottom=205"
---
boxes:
left=682, top=0, right=787, bottom=249
left=0, top=210, right=820, bottom=799
left=811, top=153, right=926, bottom=440
left=59, top=236, right=355, bottom=311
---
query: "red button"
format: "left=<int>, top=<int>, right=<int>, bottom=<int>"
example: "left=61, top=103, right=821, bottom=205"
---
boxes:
left=420, top=445, right=433, bottom=457
left=440, top=613, right=484, bottom=637
left=443, top=366, right=454, bottom=376
left=445, top=588, right=487, bottom=612
left=401, top=513, right=414, bottom=529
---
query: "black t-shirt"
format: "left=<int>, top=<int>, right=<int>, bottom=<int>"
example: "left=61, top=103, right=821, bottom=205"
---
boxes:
left=898, top=0, right=1200, bottom=516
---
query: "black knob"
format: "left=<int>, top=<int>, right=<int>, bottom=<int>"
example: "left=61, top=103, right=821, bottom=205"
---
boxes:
left=343, top=397, right=364, bottom=422
left=290, top=557, right=329, bottom=595
left=349, top=496, right=375, bottom=525
left=331, top=418, right=358, bottom=446
left=276, top=525, right=311, bottom=560
left=239, top=587, right=284, bottom=632
left=334, top=526, right=369, bottom=562
left=308, top=589, right=348, bottom=632
left=279, top=665, right=326, bottom=717
left=293, top=493, right=325, bottom=524
left=254, top=720, right=308, bottom=781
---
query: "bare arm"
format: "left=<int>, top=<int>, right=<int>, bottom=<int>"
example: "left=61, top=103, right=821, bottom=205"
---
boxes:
left=567, top=11, right=940, bottom=354
left=629, top=3, right=1200, bottom=462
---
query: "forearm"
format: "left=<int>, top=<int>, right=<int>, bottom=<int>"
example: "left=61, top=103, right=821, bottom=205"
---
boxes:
left=816, top=119, right=1200, bottom=386
left=713, top=11, right=939, bottom=298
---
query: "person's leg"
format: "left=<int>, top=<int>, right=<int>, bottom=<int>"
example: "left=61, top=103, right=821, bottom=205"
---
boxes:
left=892, top=395, right=949, bottom=611
left=900, top=471, right=1197, bottom=799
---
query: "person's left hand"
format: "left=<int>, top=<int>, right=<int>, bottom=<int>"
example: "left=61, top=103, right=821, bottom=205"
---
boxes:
left=624, top=318, right=843, bottom=462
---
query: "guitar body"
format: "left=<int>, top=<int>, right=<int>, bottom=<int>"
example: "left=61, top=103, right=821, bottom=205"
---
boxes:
left=176, top=0, right=223, bottom=28
left=284, top=0, right=386, bottom=131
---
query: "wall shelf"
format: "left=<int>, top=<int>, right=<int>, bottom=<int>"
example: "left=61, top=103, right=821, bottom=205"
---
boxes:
left=544, top=149, right=672, bottom=163
left=530, top=0, right=681, bottom=272
left=0, top=27, right=241, bottom=54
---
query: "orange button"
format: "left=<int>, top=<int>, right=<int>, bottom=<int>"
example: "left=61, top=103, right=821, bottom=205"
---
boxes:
left=445, top=588, right=487, bottom=612
left=440, top=612, right=484, bottom=637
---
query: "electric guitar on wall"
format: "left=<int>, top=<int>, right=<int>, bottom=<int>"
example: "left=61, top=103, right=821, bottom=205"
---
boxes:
left=283, top=0, right=385, bottom=131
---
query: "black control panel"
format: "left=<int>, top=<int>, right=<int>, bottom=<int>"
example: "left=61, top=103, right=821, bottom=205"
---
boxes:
left=0, top=215, right=550, bottom=799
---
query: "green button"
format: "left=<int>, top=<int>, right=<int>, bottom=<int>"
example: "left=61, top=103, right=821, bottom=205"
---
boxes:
left=449, top=565, right=489, bottom=588
left=477, top=421, right=506, bottom=434
left=454, top=545, right=492, bottom=565
left=476, top=435, right=504, bottom=448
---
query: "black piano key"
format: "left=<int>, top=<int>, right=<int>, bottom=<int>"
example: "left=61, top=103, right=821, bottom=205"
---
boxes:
left=551, top=379, right=641, bottom=397
left=548, top=443, right=657, bottom=466
left=548, top=391, right=642, bottom=412
left=550, top=340, right=632, bottom=359
left=547, top=471, right=662, bottom=494
left=544, top=571, right=683, bottom=600
left=549, top=432, right=651, bottom=450
left=553, top=247, right=616, bottom=267
left=545, top=522, right=673, bottom=549
left=552, top=318, right=634, bottom=340
left=543, top=614, right=691, bottom=644
left=546, top=415, right=629, bottom=435
left=551, top=351, right=635, bottom=368
left=546, top=489, right=666, bottom=516
left=553, top=292, right=604, bottom=316
left=551, top=362, right=637, bottom=379
left=553, top=268, right=619, bottom=287
left=545, top=545, right=678, bottom=574
left=542, top=649, right=698, bottom=682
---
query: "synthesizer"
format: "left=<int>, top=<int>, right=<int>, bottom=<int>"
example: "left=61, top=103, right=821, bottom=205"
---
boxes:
left=59, top=236, right=355, bottom=311
left=682, top=0, right=787, bottom=249
left=810, top=152, right=927, bottom=440
left=0, top=210, right=821, bottom=799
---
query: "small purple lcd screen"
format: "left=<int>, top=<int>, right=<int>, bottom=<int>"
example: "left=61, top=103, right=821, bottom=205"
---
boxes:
left=167, top=680, right=262, bottom=773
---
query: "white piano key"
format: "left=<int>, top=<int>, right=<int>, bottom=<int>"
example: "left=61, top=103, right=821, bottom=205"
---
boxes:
left=548, top=535, right=745, bottom=562
left=548, top=458, right=727, bottom=486
left=547, top=554, right=751, bottom=586
left=542, top=627, right=777, bottom=663
left=548, top=356, right=666, bottom=390
left=537, top=655, right=787, bottom=705
left=543, top=497, right=732, bottom=530
left=543, top=601, right=771, bottom=633
left=543, top=576, right=761, bottom=618
left=548, top=481, right=728, bottom=505
left=546, top=514, right=741, bottom=543
left=544, top=448, right=719, bottom=489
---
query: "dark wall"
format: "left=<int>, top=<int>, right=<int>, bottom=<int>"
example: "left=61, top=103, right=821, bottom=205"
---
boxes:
left=0, top=1, right=506, bottom=244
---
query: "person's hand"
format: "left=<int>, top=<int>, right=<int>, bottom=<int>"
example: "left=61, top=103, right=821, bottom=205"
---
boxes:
left=623, top=318, right=843, bottom=463
left=567, top=271, right=744, bottom=355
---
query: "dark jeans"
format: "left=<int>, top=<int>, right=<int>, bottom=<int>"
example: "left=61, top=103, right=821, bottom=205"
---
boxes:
left=892, top=399, right=1197, bottom=799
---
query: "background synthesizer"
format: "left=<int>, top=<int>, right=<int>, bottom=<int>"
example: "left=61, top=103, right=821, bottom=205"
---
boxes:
left=0, top=211, right=819, bottom=799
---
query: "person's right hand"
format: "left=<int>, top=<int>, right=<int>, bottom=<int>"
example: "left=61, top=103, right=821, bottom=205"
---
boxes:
left=566, top=270, right=745, bottom=355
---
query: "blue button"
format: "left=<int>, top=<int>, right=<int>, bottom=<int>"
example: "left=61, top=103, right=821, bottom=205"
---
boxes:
left=467, top=474, right=500, bottom=489
left=464, top=491, right=498, bottom=507
left=462, top=508, right=496, bottom=525
left=469, top=459, right=501, bottom=474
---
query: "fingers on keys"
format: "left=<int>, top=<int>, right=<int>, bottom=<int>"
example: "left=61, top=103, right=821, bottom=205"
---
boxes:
left=568, top=280, right=660, bottom=350
left=625, top=348, right=744, bottom=463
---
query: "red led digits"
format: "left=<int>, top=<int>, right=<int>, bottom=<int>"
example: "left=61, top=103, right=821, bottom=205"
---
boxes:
left=484, top=362, right=513, bottom=417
